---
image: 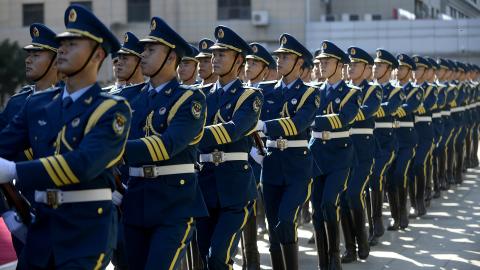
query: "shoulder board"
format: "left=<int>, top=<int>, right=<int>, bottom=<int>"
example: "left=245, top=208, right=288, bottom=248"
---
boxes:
left=178, top=84, right=199, bottom=91
left=99, top=91, right=126, bottom=101
left=258, top=80, right=277, bottom=85
left=102, top=85, right=114, bottom=92
left=32, top=86, right=61, bottom=96
left=243, top=86, right=261, bottom=92
left=346, top=83, right=361, bottom=90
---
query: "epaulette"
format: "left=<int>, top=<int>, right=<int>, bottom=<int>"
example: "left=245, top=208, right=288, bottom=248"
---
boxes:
left=346, top=83, right=361, bottom=90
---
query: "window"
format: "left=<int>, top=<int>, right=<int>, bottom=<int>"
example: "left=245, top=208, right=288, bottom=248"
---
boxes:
left=71, top=1, right=92, bottom=11
left=372, top=14, right=382, bottom=21
left=326, top=15, right=335, bottom=21
left=349, top=14, right=359, bottom=21
left=128, top=0, right=150, bottom=22
left=218, top=0, right=251, bottom=20
left=23, top=3, right=44, bottom=26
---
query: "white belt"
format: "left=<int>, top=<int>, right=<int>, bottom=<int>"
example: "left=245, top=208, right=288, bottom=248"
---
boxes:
left=199, top=152, right=248, bottom=164
left=266, top=139, right=308, bottom=150
left=432, top=112, right=442, bottom=118
left=375, top=122, right=394, bottom=129
left=398, top=121, right=414, bottom=128
left=441, top=110, right=451, bottom=116
left=451, top=106, right=465, bottom=112
left=312, top=131, right=350, bottom=140
left=349, top=128, right=374, bottom=135
left=466, top=104, right=472, bottom=109
left=415, top=116, right=432, bottom=123
left=129, top=164, right=195, bottom=178
left=257, top=131, right=266, bottom=138
left=35, top=188, right=112, bottom=208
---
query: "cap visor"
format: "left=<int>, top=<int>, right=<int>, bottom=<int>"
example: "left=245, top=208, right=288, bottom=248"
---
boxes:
left=56, top=31, right=83, bottom=40
left=195, top=52, right=212, bottom=58
left=23, top=44, right=44, bottom=51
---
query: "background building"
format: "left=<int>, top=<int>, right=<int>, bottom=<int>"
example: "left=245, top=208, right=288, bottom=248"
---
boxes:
left=0, top=0, right=479, bottom=83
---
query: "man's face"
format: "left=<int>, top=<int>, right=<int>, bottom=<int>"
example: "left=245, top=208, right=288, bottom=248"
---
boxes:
left=177, top=59, right=198, bottom=81
left=116, top=54, right=140, bottom=81
left=212, top=49, right=237, bottom=75
left=319, top=57, right=339, bottom=78
left=373, top=62, right=389, bottom=80
left=25, top=50, right=55, bottom=81
left=57, top=38, right=96, bottom=75
left=197, top=57, right=213, bottom=79
left=276, top=53, right=298, bottom=76
left=347, top=62, right=366, bottom=81
left=413, top=67, right=426, bottom=81
left=245, top=59, right=265, bottom=81
left=436, top=68, right=446, bottom=80
left=140, top=43, right=170, bottom=77
left=396, top=65, right=410, bottom=81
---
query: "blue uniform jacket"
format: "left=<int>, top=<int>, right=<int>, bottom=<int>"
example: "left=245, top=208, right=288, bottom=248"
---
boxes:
left=310, top=80, right=360, bottom=174
left=122, top=79, right=208, bottom=226
left=198, top=79, right=263, bottom=208
left=261, top=79, right=319, bottom=186
left=395, top=82, right=423, bottom=147
left=374, top=82, right=403, bottom=151
left=0, top=84, right=131, bottom=266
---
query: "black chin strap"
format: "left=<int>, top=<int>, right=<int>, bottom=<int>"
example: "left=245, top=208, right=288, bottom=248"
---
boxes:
left=250, top=66, right=266, bottom=83
left=126, top=57, right=141, bottom=83
left=66, top=43, right=100, bottom=77
left=398, top=68, right=410, bottom=83
left=203, top=72, right=214, bottom=82
left=183, top=63, right=198, bottom=84
left=220, top=52, right=239, bottom=78
left=151, top=48, right=172, bottom=79
left=33, top=53, right=56, bottom=82
left=284, top=56, right=299, bottom=78
left=378, top=65, right=390, bottom=83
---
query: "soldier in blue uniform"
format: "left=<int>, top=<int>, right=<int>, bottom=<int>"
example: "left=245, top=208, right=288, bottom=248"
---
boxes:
left=106, top=32, right=144, bottom=94
left=195, top=26, right=262, bottom=270
left=0, top=22, right=60, bottom=258
left=451, top=61, right=468, bottom=184
left=369, top=49, right=402, bottom=245
left=119, top=17, right=208, bottom=270
left=242, top=42, right=276, bottom=270
left=463, top=64, right=476, bottom=170
left=408, top=55, right=436, bottom=217
left=386, top=54, right=422, bottom=231
left=425, top=57, right=445, bottom=201
left=108, top=32, right=145, bottom=99
left=340, top=46, right=381, bottom=263
left=310, top=41, right=360, bottom=270
left=468, top=65, right=480, bottom=168
left=0, top=4, right=130, bottom=269
left=178, top=45, right=200, bottom=85
left=254, top=34, right=317, bottom=269
left=195, top=38, right=218, bottom=86
left=444, top=59, right=460, bottom=187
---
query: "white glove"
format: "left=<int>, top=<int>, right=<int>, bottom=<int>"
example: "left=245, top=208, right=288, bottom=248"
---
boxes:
left=2, top=210, right=28, bottom=243
left=0, top=157, right=16, bottom=184
left=249, top=147, right=264, bottom=166
left=112, top=190, right=123, bottom=206
left=255, top=120, right=265, bottom=132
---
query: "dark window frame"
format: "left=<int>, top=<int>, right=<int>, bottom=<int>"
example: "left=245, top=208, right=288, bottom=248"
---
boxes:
left=217, top=0, right=251, bottom=20
left=127, top=0, right=151, bottom=22
left=22, top=3, right=44, bottom=26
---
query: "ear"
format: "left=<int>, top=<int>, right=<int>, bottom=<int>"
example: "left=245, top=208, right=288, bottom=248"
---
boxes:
left=94, top=46, right=106, bottom=63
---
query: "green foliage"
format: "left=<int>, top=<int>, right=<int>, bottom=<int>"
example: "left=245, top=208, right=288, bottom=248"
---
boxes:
left=0, top=39, right=27, bottom=104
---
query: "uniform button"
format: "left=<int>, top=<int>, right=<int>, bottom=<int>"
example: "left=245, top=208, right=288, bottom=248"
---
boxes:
left=266, top=110, right=270, bottom=113
left=34, top=136, right=37, bottom=141
left=303, top=150, right=307, bottom=155
left=344, top=144, right=347, bottom=147
left=72, top=137, right=76, bottom=142
left=323, top=110, right=326, bottom=114
left=244, top=165, right=249, bottom=170
left=160, top=124, right=164, bottom=128
left=366, top=136, right=370, bottom=139
left=322, top=141, right=326, bottom=144
left=97, top=208, right=103, bottom=215
left=180, top=179, right=185, bottom=185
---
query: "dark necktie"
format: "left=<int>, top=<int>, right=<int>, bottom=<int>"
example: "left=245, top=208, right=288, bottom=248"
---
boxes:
left=62, top=96, right=73, bottom=109
left=148, top=90, right=157, bottom=99
left=281, top=87, right=288, bottom=95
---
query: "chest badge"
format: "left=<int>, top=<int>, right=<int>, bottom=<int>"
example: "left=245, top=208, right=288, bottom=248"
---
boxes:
left=84, top=96, right=93, bottom=105
left=291, top=98, right=298, bottom=105
left=226, top=103, right=232, bottom=109
left=164, top=88, right=172, bottom=95
left=71, top=118, right=80, bottom=128
left=335, top=97, right=341, bottom=104
left=159, top=107, right=167, bottom=115
left=38, top=120, right=47, bottom=126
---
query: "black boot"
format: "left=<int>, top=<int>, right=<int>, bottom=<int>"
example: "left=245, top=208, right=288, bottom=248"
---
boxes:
left=387, top=190, right=400, bottom=231
left=352, top=208, right=369, bottom=260
left=302, top=202, right=312, bottom=224
left=369, top=189, right=384, bottom=246
left=438, top=150, right=448, bottom=191
left=243, top=215, right=260, bottom=270
left=425, top=157, right=433, bottom=208
left=314, top=223, right=329, bottom=270
left=340, top=210, right=356, bottom=263
left=454, top=145, right=464, bottom=184
left=446, top=144, right=455, bottom=188
left=270, top=249, right=285, bottom=270
left=408, top=181, right=417, bottom=218
left=326, top=220, right=342, bottom=270
left=415, top=171, right=427, bottom=217
left=256, top=193, right=268, bottom=236
left=365, top=190, right=374, bottom=244
left=398, top=187, right=409, bottom=229
left=280, top=243, right=298, bottom=270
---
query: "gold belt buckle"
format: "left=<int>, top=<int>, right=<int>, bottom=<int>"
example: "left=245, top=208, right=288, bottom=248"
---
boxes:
left=322, top=131, right=330, bottom=140
left=212, top=150, right=225, bottom=165
left=394, top=121, right=400, bottom=128
left=276, top=139, right=288, bottom=151
left=46, top=189, right=61, bottom=209
left=142, top=165, right=156, bottom=178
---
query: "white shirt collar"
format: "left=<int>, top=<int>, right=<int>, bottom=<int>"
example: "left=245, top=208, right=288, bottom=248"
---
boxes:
left=148, top=81, right=170, bottom=93
left=281, top=78, right=299, bottom=89
left=216, top=79, right=237, bottom=92
left=326, top=80, right=342, bottom=89
left=63, top=84, right=94, bottom=102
